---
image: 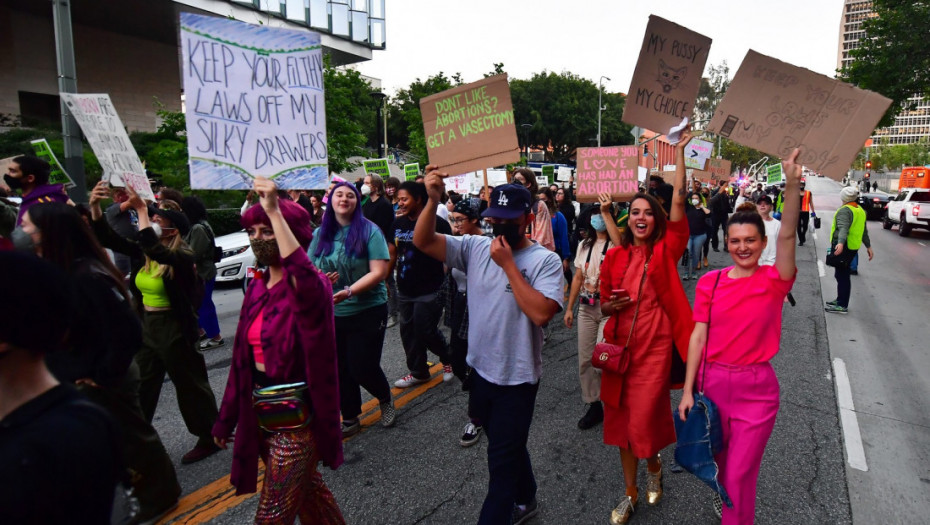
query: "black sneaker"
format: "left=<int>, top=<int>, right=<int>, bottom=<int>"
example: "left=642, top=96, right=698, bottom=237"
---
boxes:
left=512, top=498, right=539, bottom=525
left=460, top=422, right=482, bottom=447
left=577, top=401, right=604, bottom=430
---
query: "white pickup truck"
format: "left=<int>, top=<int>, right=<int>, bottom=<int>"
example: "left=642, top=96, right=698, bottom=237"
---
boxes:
left=883, top=188, right=930, bottom=236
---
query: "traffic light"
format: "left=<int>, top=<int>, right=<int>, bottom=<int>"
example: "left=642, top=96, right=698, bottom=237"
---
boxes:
left=865, top=160, right=872, bottom=170
left=865, top=173, right=870, bottom=179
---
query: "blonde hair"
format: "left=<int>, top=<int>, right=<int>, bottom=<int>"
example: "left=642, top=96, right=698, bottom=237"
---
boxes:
left=144, top=233, right=191, bottom=280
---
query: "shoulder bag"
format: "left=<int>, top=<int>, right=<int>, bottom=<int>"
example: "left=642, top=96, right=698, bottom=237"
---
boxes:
left=672, top=270, right=733, bottom=507
left=591, top=253, right=652, bottom=374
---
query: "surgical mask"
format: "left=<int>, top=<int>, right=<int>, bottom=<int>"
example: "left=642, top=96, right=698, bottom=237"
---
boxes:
left=361, top=184, right=371, bottom=196
left=491, top=223, right=524, bottom=247
left=590, top=214, right=607, bottom=232
left=250, top=238, right=280, bottom=267
left=150, top=223, right=163, bottom=238
left=11, top=227, right=35, bottom=252
left=691, top=199, right=700, bottom=206
left=4, top=174, right=22, bottom=191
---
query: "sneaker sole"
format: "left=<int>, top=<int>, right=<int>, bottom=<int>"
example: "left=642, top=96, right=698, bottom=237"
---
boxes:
left=460, top=435, right=481, bottom=447
left=513, top=505, right=539, bottom=525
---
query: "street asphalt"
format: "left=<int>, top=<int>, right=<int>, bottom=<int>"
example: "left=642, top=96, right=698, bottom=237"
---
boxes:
left=151, top=196, right=856, bottom=524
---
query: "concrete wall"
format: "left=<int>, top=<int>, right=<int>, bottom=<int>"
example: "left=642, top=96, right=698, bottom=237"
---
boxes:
left=0, top=7, right=181, bottom=131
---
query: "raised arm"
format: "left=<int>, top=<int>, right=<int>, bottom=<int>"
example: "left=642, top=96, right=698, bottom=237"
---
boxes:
left=254, top=177, right=300, bottom=260
left=670, top=129, right=694, bottom=223
left=412, top=165, right=448, bottom=262
left=775, top=149, right=801, bottom=280
left=598, top=192, right=622, bottom=246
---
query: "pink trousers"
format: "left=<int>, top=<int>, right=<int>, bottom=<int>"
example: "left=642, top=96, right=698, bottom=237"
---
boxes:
left=702, top=361, right=779, bottom=525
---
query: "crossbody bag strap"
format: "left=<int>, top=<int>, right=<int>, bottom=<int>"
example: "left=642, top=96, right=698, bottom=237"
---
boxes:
left=699, top=270, right=724, bottom=394
left=614, top=253, right=653, bottom=346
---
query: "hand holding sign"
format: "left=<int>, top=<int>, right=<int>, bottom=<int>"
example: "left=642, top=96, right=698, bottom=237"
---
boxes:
left=423, top=164, right=448, bottom=202
left=782, top=148, right=803, bottom=185
left=254, top=177, right=280, bottom=215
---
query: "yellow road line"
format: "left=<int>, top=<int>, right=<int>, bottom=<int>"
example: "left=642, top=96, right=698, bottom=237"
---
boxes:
left=158, top=363, right=444, bottom=524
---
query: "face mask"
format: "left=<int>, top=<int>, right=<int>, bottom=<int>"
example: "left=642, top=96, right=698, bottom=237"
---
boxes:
left=691, top=199, right=700, bottom=206
left=4, top=174, right=22, bottom=191
left=150, top=223, right=163, bottom=238
left=492, top=223, right=524, bottom=247
left=590, top=214, right=607, bottom=232
left=250, top=238, right=280, bottom=267
left=11, top=227, right=35, bottom=252
left=361, top=184, right=371, bottom=196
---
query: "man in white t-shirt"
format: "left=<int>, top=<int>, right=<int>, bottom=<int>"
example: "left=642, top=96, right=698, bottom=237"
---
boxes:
left=757, top=195, right=780, bottom=266
left=414, top=166, right=563, bottom=525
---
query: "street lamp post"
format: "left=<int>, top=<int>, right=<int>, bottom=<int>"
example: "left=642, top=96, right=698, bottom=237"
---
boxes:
left=369, top=92, right=387, bottom=158
left=597, top=75, right=610, bottom=147
left=520, top=123, right=532, bottom=161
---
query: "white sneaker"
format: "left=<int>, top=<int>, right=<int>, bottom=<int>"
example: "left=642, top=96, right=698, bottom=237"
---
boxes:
left=394, top=374, right=429, bottom=388
left=443, top=364, right=453, bottom=382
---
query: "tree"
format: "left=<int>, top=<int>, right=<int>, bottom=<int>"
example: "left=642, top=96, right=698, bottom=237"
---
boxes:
left=694, top=61, right=729, bottom=123
left=862, top=138, right=930, bottom=171
left=323, top=56, right=379, bottom=173
left=511, top=71, right=632, bottom=163
left=841, top=0, right=930, bottom=127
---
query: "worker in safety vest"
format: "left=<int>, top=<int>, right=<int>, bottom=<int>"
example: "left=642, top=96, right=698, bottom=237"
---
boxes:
left=796, top=181, right=816, bottom=245
left=825, top=186, right=874, bottom=314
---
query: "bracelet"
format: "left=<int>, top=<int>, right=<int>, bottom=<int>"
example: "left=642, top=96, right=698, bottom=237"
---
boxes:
left=343, top=286, right=352, bottom=298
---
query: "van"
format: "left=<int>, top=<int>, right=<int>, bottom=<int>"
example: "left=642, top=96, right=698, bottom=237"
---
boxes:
left=899, top=167, right=930, bottom=189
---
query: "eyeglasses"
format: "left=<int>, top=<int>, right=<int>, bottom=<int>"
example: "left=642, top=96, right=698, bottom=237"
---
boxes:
left=449, top=217, right=468, bottom=224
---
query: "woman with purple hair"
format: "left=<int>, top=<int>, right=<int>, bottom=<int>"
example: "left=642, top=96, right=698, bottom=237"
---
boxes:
left=309, top=181, right=394, bottom=438
left=212, top=177, right=345, bottom=523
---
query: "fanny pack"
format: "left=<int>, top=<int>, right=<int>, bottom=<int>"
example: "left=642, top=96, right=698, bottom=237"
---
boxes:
left=252, top=382, right=312, bottom=432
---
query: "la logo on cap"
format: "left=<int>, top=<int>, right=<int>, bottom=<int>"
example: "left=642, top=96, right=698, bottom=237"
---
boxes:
left=497, top=193, right=509, bottom=206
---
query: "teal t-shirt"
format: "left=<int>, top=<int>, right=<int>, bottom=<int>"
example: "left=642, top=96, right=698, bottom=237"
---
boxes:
left=308, top=224, right=390, bottom=317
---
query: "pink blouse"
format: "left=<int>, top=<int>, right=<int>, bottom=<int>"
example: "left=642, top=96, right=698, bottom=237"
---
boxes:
left=247, top=308, right=264, bottom=366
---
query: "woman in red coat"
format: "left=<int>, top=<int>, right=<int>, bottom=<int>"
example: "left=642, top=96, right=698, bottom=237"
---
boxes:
left=599, top=130, right=695, bottom=524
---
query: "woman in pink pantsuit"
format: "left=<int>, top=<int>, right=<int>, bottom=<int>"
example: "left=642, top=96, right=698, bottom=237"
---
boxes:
left=678, top=149, right=803, bottom=524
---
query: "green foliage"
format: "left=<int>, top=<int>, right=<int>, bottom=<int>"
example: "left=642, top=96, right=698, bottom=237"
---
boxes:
left=695, top=62, right=730, bottom=121
left=206, top=207, right=244, bottom=236
left=860, top=138, right=930, bottom=171
left=387, top=72, right=460, bottom=164
left=323, top=54, right=378, bottom=172
left=841, top=0, right=930, bottom=127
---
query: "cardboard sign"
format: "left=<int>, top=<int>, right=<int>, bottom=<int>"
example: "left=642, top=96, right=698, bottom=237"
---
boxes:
left=706, top=158, right=732, bottom=181
left=557, top=166, right=572, bottom=182
left=30, top=139, right=74, bottom=188
left=59, top=93, right=154, bottom=200
left=363, top=159, right=390, bottom=178
left=766, top=164, right=784, bottom=184
left=707, top=50, right=892, bottom=181
left=404, top=162, right=420, bottom=180
left=622, top=16, right=712, bottom=133
left=684, top=138, right=713, bottom=170
left=180, top=13, right=328, bottom=190
left=420, top=74, right=520, bottom=176
left=535, top=175, right=548, bottom=187
left=575, top=146, right=640, bottom=202
left=541, top=165, right=555, bottom=183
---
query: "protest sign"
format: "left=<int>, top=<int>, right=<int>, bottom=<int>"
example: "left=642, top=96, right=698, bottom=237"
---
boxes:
left=30, top=139, right=74, bottom=188
left=658, top=170, right=677, bottom=185
left=541, top=165, right=555, bottom=184
left=404, top=163, right=420, bottom=180
left=535, top=175, right=548, bottom=187
left=486, top=169, right=508, bottom=186
left=707, top=50, right=892, bottom=181
left=59, top=93, right=154, bottom=200
left=420, top=74, right=520, bottom=177
left=622, top=16, right=711, bottom=134
left=363, top=159, right=390, bottom=178
left=705, top=158, right=731, bottom=181
left=575, top=146, right=640, bottom=202
left=444, top=172, right=474, bottom=194
left=180, top=13, right=328, bottom=190
left=766, top=164, right=784, bottom=184
left=557, top=166, right=572, bottom=182
left=684, top=138, right=713, bottom=170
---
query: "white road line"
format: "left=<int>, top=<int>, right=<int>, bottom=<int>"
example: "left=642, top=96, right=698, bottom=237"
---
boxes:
left=818, top=260, right=826, bottom=277
left=920, top=242, right=927, bottom=247
left=833, top=358, right=868, bottom=472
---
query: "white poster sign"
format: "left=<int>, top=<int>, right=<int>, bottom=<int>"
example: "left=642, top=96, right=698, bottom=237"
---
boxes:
left=557, top=166, right=572, bottom=182
left=180, top=13, right=328, bottom=190
left=486, top=169, right=508, bottom=186
left=684, top=138, right=713, bottom=170
left=444, top=172, right=475, bottom=194
left=59, top=93, right=154, bottom=200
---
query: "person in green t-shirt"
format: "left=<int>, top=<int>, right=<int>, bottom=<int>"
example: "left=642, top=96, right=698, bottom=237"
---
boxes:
left=308, top=181, right=394, bottom=437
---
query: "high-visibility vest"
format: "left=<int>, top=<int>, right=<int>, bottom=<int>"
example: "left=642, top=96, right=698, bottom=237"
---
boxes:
left=801, top=191, right=812, bottom=212
left=830, top=203, right=867, bottom=250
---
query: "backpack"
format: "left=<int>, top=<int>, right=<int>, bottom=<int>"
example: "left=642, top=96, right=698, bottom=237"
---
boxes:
left=198, top=222, right=223, bottom=263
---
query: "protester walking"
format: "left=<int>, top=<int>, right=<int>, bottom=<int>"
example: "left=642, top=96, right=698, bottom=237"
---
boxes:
left=598, top=131, right=696, bottom=524
left=309, top=181, right=394, bottom=438
left=4, top=155, right=70, bottom=251
left=213, top=178, right=345, bottom=524
left=797, top=181, right=816, bottom=246
left=511, top=168, right=555, bottom=251
left=825, top=186, right=873, bottom=314
left=389, top=181, right=453, bottom=387
left=564, top=194, right=622, bottom=430
left=709, top=180, right=730, bottom=252
left=756, top=195, right=780, bottom=266
left=414, top=168, right=563, bottom=525
left=678, top=148, right=803, bottom=525
left=89, top=183, right=220, bottom=465
left=180, top=196, right=225, bottom=350
left=684, top=196, right=710, bottom=280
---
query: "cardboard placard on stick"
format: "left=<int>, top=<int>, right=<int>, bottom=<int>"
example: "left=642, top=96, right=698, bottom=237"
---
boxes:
left=622, top=15, right=711, bottom=134
left=60, top=93, right=154, bottom=200
left=575, top=146, right=640, bottom=202
left=420, top=74, right=520, bottom=177
left=180, top=13, right=328, bottom=190
left=707, top=50, right=892, bottom=181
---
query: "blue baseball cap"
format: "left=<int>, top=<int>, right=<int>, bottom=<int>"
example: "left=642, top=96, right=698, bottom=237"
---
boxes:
left=482, top=184, right=532, bottom=220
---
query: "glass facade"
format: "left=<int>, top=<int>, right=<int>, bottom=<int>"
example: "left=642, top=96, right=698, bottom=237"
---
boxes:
left=238, top=0, right=385, bottom=49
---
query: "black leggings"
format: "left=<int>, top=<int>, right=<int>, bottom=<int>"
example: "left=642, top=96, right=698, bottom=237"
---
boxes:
left=334, top=303, right=391, bottom=420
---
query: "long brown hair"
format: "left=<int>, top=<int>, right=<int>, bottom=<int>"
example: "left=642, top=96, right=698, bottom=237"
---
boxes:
left=620, top=193, right=667, bottom=248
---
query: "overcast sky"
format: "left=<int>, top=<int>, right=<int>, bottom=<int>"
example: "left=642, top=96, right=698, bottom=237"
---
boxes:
left=356, top=0, right=846, bottom=95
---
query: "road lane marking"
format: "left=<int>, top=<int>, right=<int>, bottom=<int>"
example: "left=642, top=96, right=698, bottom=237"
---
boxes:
left=818, top=260, right=826, bottom=277
left=160, top=363, right=446, bottom=524
left=832, top=358, right=868, bottom=472
left=920, top=242, right=927, bottom=247
left=812, top=231, right=818, bottom=241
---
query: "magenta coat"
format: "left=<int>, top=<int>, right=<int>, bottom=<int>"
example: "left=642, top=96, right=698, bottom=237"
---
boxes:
left=213, top=249, right=343, bottom=494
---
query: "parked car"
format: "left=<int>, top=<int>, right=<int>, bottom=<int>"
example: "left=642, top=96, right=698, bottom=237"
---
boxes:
left=857, top=192, right=891, bottom=220
left=215, top=230, right=253, bottom=283
left=883, top=188, right=930, bottom=236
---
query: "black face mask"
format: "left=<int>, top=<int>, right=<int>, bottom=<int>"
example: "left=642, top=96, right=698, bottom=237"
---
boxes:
left=492, top=223, right=524, bottom=247
left=4, top=174, right=23, bottom=191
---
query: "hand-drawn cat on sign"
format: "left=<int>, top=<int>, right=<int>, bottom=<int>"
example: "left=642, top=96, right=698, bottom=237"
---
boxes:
left=656, top=59, right=687, bottom=93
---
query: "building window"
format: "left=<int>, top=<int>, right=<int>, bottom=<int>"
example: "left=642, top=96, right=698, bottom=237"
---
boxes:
left=331, top=0, right=350, bottom=36
left=19, top=91, right=60, bottom=127
left=309, top=0, right=328, bottom=29
left=285, top=0, right=308, bottom=23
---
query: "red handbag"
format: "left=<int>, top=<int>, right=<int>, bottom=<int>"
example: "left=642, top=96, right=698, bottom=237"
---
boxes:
left=592, top=254, right=651, bottom=374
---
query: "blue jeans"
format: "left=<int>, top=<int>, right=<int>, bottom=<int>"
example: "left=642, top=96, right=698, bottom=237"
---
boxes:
left=850, top=253, right=859, bottom=271
left=688, top=234, right=707, bottom=272
left=197, top=278, right=220, bottom=338
left=470, top=372, right=539, bottom=524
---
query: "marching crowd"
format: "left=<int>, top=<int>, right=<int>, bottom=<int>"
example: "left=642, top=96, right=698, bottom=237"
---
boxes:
left=0, top=127, right=875, bottom=525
